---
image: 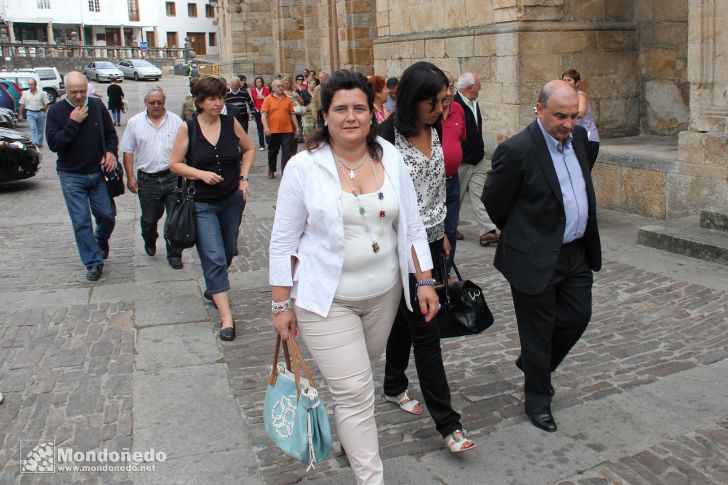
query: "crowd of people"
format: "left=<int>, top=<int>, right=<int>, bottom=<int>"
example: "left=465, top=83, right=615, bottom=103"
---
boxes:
left=43, top=63, right=601, bottom=485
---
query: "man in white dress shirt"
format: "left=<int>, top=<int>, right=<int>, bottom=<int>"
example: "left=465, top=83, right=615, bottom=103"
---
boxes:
left=120, top=86, right=185, bottom=269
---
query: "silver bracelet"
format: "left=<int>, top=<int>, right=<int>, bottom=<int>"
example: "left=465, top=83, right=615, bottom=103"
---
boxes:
left=415, top=278, right=436, bottom=288
left=272, top=298, right=292, bottom=314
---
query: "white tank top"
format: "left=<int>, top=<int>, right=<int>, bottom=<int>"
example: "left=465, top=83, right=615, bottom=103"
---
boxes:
left=335, top=172, right=400, bottom=300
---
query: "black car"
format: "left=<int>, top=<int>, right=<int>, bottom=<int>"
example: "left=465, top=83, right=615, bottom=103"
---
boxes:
left=0, top=128, right=41, bottom=183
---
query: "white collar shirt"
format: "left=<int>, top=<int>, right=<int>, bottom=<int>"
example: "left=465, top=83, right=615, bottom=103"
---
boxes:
left=458, top=91, right=479, bottom=126
left=269, top=138, right=433, bottom=317
left=19, top=89, right=48, bottom=111
left=119, top=110, right=183, bottom=173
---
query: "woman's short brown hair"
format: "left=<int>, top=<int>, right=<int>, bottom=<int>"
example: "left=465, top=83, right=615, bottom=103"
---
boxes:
left=194, top=76, right=227, bottom=109
left=561, top=69, right=581, bottom=83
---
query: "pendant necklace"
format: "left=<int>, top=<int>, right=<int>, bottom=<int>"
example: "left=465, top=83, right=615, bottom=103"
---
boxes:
left=336, top=156, right=386, bottom=253
left=333, top=150, right=370, bottom=180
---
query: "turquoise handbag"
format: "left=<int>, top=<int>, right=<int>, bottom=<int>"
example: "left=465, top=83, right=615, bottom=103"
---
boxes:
left=264, top=336, right=331, bottom=470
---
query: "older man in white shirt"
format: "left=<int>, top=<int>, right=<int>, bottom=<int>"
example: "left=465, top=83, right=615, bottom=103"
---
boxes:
left=120, top=86, right=185, bottom=269
left=18, top=78, right=49, bottom=148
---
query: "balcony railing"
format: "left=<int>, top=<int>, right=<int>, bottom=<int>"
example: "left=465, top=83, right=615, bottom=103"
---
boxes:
left=0, top=42, right=189, bottom=61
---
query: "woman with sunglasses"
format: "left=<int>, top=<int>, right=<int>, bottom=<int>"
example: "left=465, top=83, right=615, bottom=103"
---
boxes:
left=378, top=61, right=476, bottom=453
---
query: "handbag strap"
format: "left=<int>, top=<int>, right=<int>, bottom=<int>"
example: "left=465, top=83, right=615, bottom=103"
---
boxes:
left=268, top=336, right=317, bottom=397
left=177, top=116, right=198, bottom=190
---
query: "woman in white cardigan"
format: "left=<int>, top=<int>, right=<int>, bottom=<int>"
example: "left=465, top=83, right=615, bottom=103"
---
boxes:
left=269, top=70, right=439, bottom=485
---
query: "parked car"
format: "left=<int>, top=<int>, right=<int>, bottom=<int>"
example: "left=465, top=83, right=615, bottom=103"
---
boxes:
left=116, top=59, right=162, bottom=81
left=0, top=84, right=15, bottom=112
left=0, top=80, right=22, bottom=110
left=0, top=107, right=17, bottom=128
left=0, top=127, right=41, bottom=184
left=0, top=71, right=41, bottom=92
left=83, top=61, right=124, bottom=83
left=18, top=66, right=64, bottom=103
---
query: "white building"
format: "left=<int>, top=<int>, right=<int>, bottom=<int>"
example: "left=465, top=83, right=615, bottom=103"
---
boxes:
left=0, top=0, right=219, bottom=56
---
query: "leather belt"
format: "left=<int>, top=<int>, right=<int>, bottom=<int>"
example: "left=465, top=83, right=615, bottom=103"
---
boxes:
left=139, top=169, right=170, bottom=177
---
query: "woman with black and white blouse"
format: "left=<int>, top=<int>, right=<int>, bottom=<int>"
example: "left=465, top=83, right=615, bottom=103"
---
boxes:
left=378, top=61, right=476, bottom=453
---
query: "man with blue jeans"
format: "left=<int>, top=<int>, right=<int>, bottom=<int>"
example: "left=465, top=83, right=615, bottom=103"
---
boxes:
left=46, top=71, right=118, bottom=281
left=18, top=78, right=48, bottom=148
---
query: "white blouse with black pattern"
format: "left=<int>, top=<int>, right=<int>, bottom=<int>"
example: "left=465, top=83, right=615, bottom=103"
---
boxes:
left=394, top=127, right=446, bottom=243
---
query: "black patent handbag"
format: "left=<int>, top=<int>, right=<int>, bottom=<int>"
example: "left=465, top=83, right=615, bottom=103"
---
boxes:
left=436, top=258, right=494, bottom=339
left=164, top=118, right=197, bottom=249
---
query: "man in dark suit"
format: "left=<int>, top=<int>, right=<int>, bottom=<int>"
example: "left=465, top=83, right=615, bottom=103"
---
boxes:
left=454, top=72, right=499, bottom=246
left=483, top=80, right=601, bottom=432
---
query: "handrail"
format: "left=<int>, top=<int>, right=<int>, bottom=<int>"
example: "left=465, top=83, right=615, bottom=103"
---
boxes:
left=0, top=42, right=189, bottom=60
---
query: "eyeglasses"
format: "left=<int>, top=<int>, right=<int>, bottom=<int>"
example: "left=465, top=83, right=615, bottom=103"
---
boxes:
left=146, top=100, right=164, bottom=105
left=296, top=77, right=304, bottom=81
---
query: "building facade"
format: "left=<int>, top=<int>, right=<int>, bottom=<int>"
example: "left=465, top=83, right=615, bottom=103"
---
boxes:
left=0, top=0, right=219, bottom=56
left=217, top=0, right=723, bottom=219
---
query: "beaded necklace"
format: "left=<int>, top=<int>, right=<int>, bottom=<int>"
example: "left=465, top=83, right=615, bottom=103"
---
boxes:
left=336, top=154, right=386, bottom=253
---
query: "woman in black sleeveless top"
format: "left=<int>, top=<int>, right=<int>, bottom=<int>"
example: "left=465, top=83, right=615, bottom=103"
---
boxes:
left=170, top=77, right=256, bottom=341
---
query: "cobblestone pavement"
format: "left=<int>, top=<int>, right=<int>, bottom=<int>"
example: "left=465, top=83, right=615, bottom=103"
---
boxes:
left=2, top=75, right=728, bottom=484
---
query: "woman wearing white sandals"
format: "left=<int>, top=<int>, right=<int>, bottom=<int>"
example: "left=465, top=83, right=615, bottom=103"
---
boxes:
left=378, top=61, right=476, bottom=453
left=269, top=70, right=439, bottom=484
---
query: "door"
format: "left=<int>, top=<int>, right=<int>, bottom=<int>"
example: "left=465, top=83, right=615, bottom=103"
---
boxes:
left=187, top=32, right=206, bottom=55
left=146, top=31, right=156, bottom=48
left=105, top=28, right=119, bottom=47
left=166, top=31, right=178, bottom=48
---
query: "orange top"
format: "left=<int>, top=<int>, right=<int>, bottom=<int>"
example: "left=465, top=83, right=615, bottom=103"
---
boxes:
left=261, top=94, right=294, bottom=133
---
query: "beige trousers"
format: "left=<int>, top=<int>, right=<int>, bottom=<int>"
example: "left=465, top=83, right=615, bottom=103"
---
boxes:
left=458, top=159, right=497, bottom=235
left=295, top=280, right=402, bottom=485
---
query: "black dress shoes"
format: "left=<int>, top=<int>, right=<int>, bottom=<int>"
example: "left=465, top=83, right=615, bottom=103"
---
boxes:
left=219, top=320, right=236, bottom=341
left=167, top=255, right=183, bottom=269
left=526, top=410, right=557, bottom=432
left=86, top=265, right=103, bottom=281
left=144, top=239, right=156, bottom=256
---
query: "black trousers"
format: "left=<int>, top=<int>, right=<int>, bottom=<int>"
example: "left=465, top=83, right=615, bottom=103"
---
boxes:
left=137, top=170, right=182, bottom=258
left=511, top=238, right=593, bottom=414
left=268, top=132, right=294, bottom=173
left=383, top=238, right=462, bottom=438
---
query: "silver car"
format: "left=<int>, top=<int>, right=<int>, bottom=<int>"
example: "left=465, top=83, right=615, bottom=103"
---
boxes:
left=116, top=59, right=163, bottom=81
left=83, top=61, right=124, bottom=83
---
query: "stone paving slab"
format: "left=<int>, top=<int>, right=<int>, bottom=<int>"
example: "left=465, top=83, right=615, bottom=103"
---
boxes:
left=133, top=296, right=209, bottom=328
left=90, top=280, right=200, bottom=304
left=134, top=322, right=221, bottom=371
left=0, top=288, right=89, bottom=311
left=133, top=364, right=251, bottom=459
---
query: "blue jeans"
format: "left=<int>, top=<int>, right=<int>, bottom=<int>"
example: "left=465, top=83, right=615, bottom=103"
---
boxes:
left=110, top=108, right=121, bottom=124
left=58, top=170, right=116, bottom=268
left=26, top=110, right=45, bottom=146
left=252, top=111, right=267, bottom=148
left=195, top=189, right=244, bottom=294
left=444, top=174, right=461, bottom=275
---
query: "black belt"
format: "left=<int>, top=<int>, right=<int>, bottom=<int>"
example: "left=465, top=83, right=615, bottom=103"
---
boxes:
left=26, top=109, right=43, bottom=112
left=139, top=169, right=171, bottom=177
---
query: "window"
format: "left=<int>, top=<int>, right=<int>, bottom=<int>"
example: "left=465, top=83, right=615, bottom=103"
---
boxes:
left=166, top=2, right=176, bottom=16
left=208, top=32, right=216, bottom=47
left=205, top=4, right=214, bottom=18
left=88, top=0, right=100, bottom=12
left=187, top=3, right=197, bottom=17
left=37, top=0, right=50, bottom=8
left=128, top=0, right=139, bottom=21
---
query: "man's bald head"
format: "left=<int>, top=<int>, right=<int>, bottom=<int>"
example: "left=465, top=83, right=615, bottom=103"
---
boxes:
left=538, top=80, right=577, bottom=108
left=535, top=80, right=579, bottom=143
left=230, top=77, right=240, bottom=90
left=64, top=71, right=89, bottom=107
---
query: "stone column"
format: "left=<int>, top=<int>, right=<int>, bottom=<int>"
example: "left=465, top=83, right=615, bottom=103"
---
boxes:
left=7, top=21, right=15, bottom=43
left=120, top=26, right=125, bottom=47
left=47, top=23, right=54, bottom=44
left=673, top=0, right=728, bottom=214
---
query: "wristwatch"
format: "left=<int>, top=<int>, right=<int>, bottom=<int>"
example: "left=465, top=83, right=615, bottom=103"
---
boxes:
left=239, top=175, right=249, bottom=181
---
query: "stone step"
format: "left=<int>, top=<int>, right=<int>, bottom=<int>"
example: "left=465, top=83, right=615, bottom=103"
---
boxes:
left=638, top=216, right=728, bottom=265
left=700, top=209, right=728, bottom=232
